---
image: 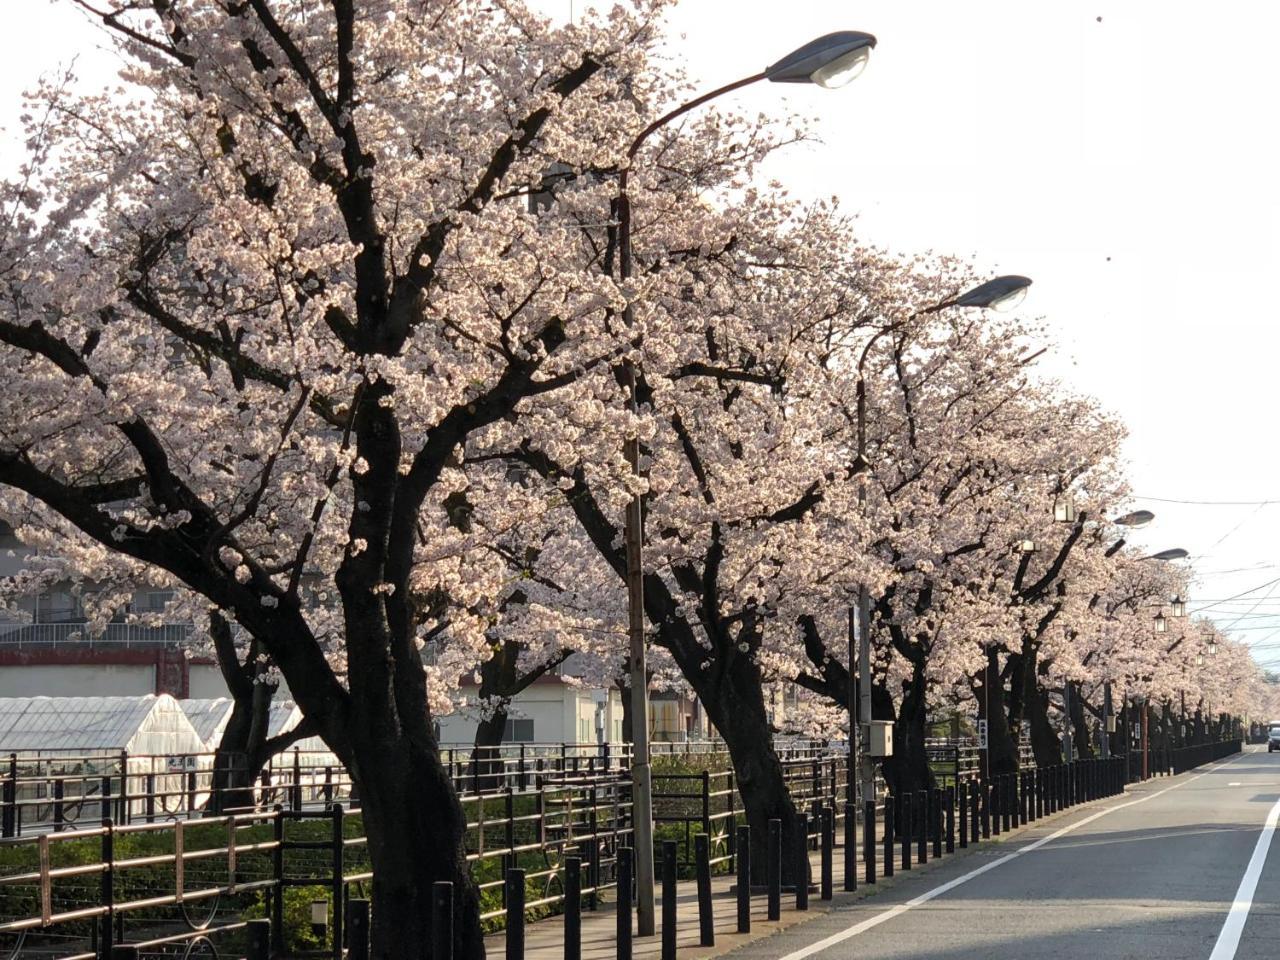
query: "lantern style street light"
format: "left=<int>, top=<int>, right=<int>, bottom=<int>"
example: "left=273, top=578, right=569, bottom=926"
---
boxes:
left=616, top=30, right=877, bottom=936
left=1154, top=612, right=1168, bottom=634
left=1054, top=495, right=1077, bottom=524
left=1170, top=595, right=1186, bottom=618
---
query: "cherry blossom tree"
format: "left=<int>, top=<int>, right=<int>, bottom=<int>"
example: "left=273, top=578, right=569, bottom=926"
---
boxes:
left=0, top=0, right=790, bottom=954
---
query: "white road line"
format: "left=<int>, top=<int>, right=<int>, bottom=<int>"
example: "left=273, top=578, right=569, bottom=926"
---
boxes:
left=1207, top=795, right=1280, bottom=960
left=772, top=754, right=1247, bottom=960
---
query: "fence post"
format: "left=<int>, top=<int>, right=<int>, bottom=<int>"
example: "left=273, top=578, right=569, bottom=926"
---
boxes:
left=695, top=834, right=715, bottom=945
left=987, top=781, right=997, bottom=838
left=346, top=900, right=370, bottom=960
left=118, top=751, right=129, bottom=825
left=736, top=827, right=751, bottom=934
left=959, top=784, right=968, bottom=848
left=499, top=870, right=519, bottom=960
left=565, top=856, right=582, bottom=960
left=970, top=781, right=980, bottom=844
left=767, top=819, right=781, bottom=921
left=271, top=806, right=285, bottom=955
left=863, top=798, right=876, bottom=885
left=331, top=804, right=345, bottom=960
left=247, top=917, right=272, bottom=960
left=661, top=841, right=677, bottom=960
left=432, top=881, right=453, bottom=960
left=100, top=818, right=115, bottom=957
left=616, top=849, right=632, bottom=960
left=2, top=754, right=14, bottom=838
left=882, top=798, right=894, bottom=879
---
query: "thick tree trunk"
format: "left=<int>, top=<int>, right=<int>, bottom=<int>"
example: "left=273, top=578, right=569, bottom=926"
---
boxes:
left=208, top=685, right=268, bottom=813
left=1025, top=679, right=1062, bottom=767
left=884, top=656, right=933, bottom=798
left=351, top=733, right=484, bottom=960
left=1069, top=683, right=1095, bottom=759
left=694, top=657, right=803, bottom=885
left=975, top=648, right=1019, bottom=778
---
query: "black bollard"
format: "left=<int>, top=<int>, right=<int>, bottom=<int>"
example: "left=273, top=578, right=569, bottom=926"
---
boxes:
left=616, top=852, right=632, bottom=960
left=883, top=799, right=894, bottom=878
left=917, top=790, right=928, bottom=864
left=796, top=812, right=810, bottom=911
left=1001, top=775, right=1012, bottom=833
left=820, top=807, right=834, bottom=901
left=662, top=841, right=678, bottom=960
left=504, top=870, right=524, bottom=960
left=432, top=881, right=453, bottom=960
left=933, top=788, right=943, bottom=859
left=971, top=781, right=981, bottom=844
left=946, top=786, right=956, bottom=854
left=247, top=919, right=271, bottom=960
left=844, top=801, right=858, bottom=892
left=767, top=819, right=782, bottom=921
left=864, top=798, right=877, bottom=885
left=565, top=856, right=582, bottom=960
left=348, top=900, right=370, bottom=960
left=736, top=827, right=751, bottom=933
left=902, top=792, right=913, bottom=870
left=695, top=835, right=714, bottom=946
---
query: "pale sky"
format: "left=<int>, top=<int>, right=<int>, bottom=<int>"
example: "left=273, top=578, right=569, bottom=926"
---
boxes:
left=4, top=1, right=1279, bottom=666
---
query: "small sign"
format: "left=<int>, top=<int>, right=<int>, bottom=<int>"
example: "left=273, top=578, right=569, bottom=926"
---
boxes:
left=977, top=719, right=989, bottom=749
left=165, top=756, right=198, bottom=773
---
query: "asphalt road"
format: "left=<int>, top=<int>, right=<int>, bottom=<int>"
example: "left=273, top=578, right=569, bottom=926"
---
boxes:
left=728, top=746, right=1280, bottom=960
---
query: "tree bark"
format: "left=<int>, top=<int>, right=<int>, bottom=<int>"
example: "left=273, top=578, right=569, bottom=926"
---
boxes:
left=350, top=733, right=483, bottom=960
left=883, top=655, right=933, bottom=798
left=470, top=704, right=509, bottom=794
left=974, top=648, right=1019, bottom=778
left=692, top=655, right=803, bottom=885
left=1025, top=678, right=1061, bottom=768
left=1068, top=683, right=1095, bottom=759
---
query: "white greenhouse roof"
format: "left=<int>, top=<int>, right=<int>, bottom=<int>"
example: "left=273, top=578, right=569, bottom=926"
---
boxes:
left=0, top=695, right=205, bottom=755
left=179, top=698, right=314, bottom=751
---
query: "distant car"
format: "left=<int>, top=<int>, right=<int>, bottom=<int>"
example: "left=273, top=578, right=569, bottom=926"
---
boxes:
left=1269, top=725, right=1280, bottom=753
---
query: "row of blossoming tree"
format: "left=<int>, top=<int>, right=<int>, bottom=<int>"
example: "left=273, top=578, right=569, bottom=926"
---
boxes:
left=0, top=2, right=1272, bottom=957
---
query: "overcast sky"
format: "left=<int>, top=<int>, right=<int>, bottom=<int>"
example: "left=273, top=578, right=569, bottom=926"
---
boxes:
left=4, top=1, right=1279, bottom=666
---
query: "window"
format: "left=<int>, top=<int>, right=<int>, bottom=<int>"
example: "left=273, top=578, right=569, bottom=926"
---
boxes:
left=503, top=718, right=534, bottom=743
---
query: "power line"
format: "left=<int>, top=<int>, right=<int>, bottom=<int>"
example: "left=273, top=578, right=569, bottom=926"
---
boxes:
left=1134, top=495, right=1280, bottom=506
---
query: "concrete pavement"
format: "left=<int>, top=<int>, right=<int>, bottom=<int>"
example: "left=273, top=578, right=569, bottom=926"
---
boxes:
left=723, top=747, right=1280, bottom=960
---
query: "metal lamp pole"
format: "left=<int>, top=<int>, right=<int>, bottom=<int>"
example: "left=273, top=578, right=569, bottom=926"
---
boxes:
left=849, top=275, right=1032, bottom=807
left=616, top=30, right=878, bottom=936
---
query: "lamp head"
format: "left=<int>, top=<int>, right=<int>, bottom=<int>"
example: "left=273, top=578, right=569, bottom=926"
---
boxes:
left=766, top=32, right=878, bottom=88
left=1114, top=509, right=1155, bottom=528
left=953, top=275, right=1033, bottom=312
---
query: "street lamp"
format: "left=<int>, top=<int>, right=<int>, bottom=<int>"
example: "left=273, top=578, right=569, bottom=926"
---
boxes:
left=1144, top=548, right=1189, bottom=561
left=1170, top=595, right=1186, bottom=618
left=617, top=30, right=876, bottom=936
left=850, top=273, right=1034, bottom=809
left=1154, top=612, right=1168, bottom=634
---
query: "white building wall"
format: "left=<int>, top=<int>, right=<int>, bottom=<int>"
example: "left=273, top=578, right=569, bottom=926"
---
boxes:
left=0, top=664, right=155, bottom=697
left=188, top=664, right=230, bottom=698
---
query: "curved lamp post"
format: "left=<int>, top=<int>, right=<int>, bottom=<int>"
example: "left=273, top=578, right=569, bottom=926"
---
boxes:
left=850, top=274, right=1033, bottom=797
left=617, top=31, right=876, bottom=936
